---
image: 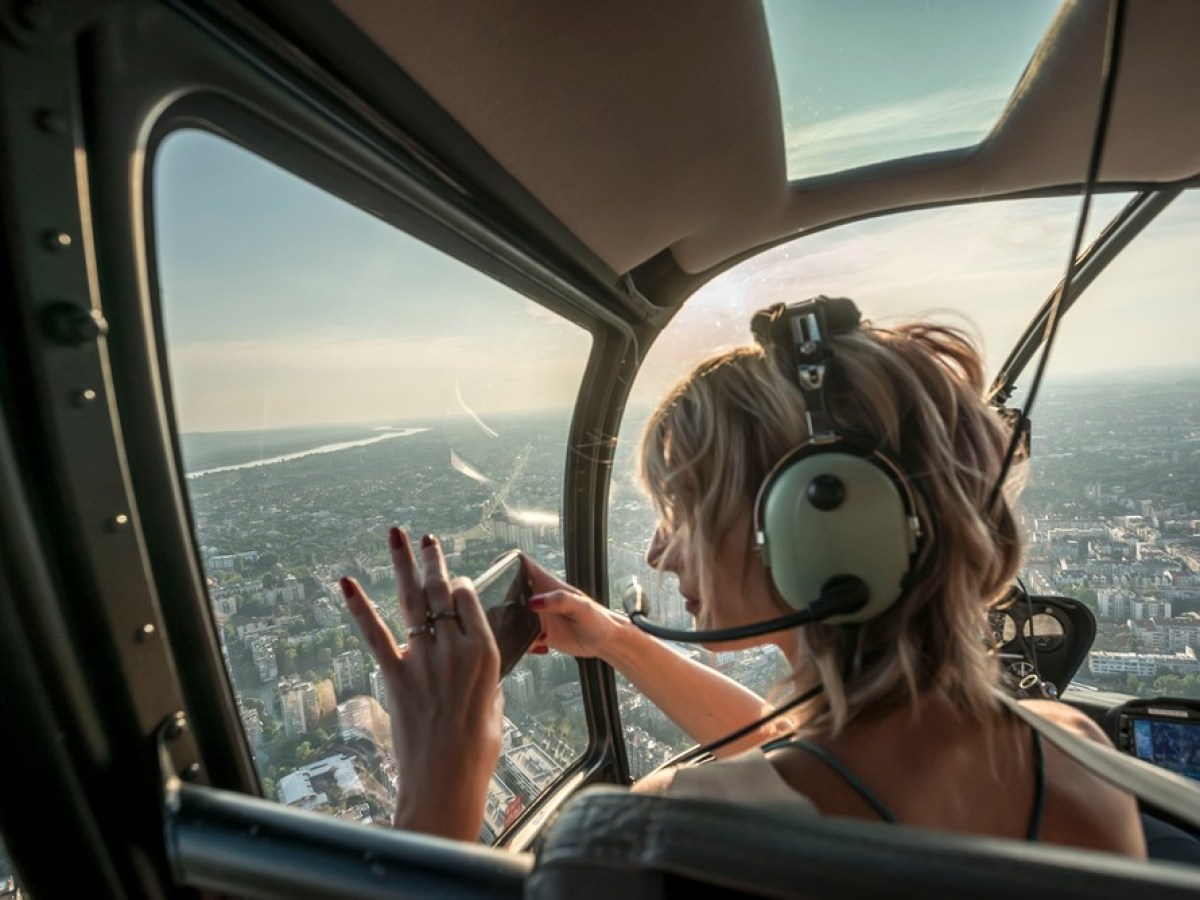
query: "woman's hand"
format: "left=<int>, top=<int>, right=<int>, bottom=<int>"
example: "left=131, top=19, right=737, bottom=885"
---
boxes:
left=341, top=528, right=502, bottom=842
left=522, top=555, right=626, bottom=662
left=520, top=555, right=773, bottom=757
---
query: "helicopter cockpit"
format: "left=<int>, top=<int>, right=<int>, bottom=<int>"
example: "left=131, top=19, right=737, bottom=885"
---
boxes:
left=3, top=0, right=1200, bottom=897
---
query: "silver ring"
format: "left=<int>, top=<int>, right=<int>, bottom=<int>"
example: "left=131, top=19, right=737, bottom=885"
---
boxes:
left=406, top=623, right=435, bottom=638
left=427, top=609, right=461, bottom=624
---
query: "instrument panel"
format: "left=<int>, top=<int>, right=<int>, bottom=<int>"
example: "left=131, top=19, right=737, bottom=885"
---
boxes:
left=988, top=592, right=1096, bottom=698
left=1111, top=699, right=1200, bottom=782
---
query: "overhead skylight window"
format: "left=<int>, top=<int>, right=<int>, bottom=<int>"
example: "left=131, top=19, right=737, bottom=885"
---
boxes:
left=764, top=0, right=1064, bottom=181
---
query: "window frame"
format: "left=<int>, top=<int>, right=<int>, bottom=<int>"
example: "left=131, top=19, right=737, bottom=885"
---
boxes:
left=137, top=98, right=638, bottom=836
left=605, top=186, right=1200, bottom=737
left=1, top=0, right=640, bottom=868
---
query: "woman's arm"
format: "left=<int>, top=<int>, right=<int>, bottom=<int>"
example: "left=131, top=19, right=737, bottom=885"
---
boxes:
left=604, top=615, right=775, bottom=755
left=524, top=558, right=775, bottom=757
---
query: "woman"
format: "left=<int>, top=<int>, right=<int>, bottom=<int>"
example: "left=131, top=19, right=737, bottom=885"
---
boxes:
left=340, top=301, right=1144, bottom=855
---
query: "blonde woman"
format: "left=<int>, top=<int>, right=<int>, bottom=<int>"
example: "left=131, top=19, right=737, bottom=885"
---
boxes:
left=341, top=301, right=1145, bottom=856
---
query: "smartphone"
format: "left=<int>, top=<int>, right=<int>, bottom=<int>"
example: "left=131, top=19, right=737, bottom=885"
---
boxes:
left=474, top=550, right=541, bottom=679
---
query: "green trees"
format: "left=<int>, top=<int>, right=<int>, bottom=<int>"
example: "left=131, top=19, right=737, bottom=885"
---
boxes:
left=1151, top=673, right=1200, bottom=699
left=279, top=646, right=298, bottom=677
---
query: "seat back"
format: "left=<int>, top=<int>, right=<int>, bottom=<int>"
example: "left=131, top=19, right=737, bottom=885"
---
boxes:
left=526, top=787, right=1200, bottom=899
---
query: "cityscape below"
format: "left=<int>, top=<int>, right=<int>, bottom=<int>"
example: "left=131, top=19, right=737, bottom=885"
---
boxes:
left=172, top=373, right=1200, bottom=843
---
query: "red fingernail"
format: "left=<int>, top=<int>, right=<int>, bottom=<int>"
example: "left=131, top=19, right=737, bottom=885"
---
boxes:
left=340, top=577, right=356, bottom=598
left=389, top=527, right=404, bottom=549
left=537, top=631, right=547, bottom=642
left=531, top=646, right=549, bottom=655
left=421, top=534, right=434, bottom=549
left=528, top=596, right=546, bottom=610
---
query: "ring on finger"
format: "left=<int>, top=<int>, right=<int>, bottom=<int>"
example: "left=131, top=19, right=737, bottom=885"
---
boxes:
left=427, top=609, right=461, bottom=625
left=406, top=623, right=435, bottom=638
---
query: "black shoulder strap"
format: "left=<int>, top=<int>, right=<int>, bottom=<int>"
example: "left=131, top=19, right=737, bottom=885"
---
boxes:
left=998, top=693, right=1200, bottom=831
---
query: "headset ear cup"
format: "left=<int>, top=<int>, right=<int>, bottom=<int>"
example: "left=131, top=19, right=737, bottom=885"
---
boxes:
left=755, top=446, right=917, bottom=625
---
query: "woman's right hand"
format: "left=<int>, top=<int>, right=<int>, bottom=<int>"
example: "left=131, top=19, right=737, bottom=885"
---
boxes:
left=522, top=555, right=626, bottom=661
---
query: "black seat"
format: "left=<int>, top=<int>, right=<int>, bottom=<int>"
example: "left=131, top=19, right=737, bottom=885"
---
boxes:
left=1143, top=813, right=1200, bottom=865
left=526, top=787, right=1200, bottom=899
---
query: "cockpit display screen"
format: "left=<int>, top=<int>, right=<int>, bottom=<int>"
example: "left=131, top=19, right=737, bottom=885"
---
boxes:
left=1131, top=718, right=1200, bottom=781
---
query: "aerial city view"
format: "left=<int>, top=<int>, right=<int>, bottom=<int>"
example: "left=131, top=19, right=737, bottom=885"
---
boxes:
left=183, top=410, right=588, bottom=841
left=1018, top=376, right=1200, bottom=699
left=180, top=373, right=1200, bottom=839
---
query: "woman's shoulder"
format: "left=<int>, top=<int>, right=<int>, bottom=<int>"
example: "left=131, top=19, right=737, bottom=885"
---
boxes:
left=1017, top=698, right=1113, bottom=745
left=633, top=748, right=818, bottom=813
left=1018, top=700, right=1146, bottom=858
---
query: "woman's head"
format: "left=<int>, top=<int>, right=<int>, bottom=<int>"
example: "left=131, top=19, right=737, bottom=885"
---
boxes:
left=639, top=311, right=1022, bottom=731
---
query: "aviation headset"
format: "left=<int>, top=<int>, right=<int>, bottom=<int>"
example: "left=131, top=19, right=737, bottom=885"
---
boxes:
left=751, top=297, right=922, bottom=624
left=627, top=296, right=926, bottom=643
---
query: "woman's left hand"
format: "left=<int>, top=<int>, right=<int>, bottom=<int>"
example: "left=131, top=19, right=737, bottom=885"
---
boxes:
left=340, top=527, right=502, bottom=841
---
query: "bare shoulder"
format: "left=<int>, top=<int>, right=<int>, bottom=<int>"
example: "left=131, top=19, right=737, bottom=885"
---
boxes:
left=1018, top=699, right=1113, bottom=745
left=1018, top=700, right=1145, bottom=858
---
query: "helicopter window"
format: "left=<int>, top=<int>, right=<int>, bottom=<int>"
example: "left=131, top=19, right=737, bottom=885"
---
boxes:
left=764, top=0, right=1064, bottom=180
left=608, top=194, right=1130, bottom=760
left=1017, top=188, right=1200, bottom=704
left=153, top=130, right=592, bottom=841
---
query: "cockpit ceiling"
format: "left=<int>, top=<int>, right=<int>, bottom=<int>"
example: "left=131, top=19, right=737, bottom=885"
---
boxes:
left=333, top=0, right=1200, bottom=276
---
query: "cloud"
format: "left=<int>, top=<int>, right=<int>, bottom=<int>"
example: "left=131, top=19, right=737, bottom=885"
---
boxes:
left=784, top=86, right=1011, bottom=180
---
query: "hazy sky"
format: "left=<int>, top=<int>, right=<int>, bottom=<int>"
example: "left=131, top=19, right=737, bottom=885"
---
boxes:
left=154, top=1, right=1197, bottom=434
left=765, top=0, right=1062, bottom=178
left=631, top=190, right=1200, bottom=408
left=155, top=133, right=593, bottom=433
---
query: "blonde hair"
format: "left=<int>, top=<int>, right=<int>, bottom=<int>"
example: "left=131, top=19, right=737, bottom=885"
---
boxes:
left=639, top=320, right=1022, bottom=735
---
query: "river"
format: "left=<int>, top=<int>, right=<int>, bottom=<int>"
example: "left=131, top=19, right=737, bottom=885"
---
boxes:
left=185, top=428, right=430, bottom=479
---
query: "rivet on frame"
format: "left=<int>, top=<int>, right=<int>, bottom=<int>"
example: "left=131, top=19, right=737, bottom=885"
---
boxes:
left=43, top=230, right=72, bottom=251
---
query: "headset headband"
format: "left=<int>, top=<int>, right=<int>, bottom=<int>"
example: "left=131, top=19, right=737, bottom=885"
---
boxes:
left=751, top=297, right=861, bottom=440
